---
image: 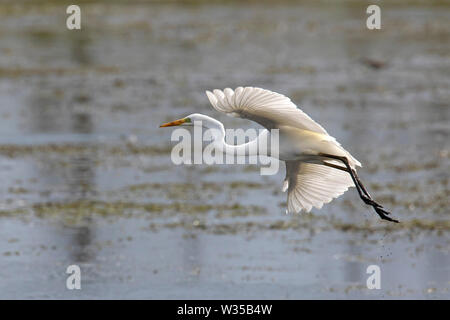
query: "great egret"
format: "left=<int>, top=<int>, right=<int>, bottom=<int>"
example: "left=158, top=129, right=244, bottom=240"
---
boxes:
left=160, top=87, right=398, bottom=223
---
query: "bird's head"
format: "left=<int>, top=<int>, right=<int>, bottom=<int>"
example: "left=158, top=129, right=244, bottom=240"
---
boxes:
left=159, top=113, right=216, bottom=128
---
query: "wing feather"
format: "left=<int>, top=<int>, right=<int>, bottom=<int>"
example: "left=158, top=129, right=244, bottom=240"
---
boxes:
left=206, top=87, right=329, bottom=134
left=285, top=161, right=354, bottom=213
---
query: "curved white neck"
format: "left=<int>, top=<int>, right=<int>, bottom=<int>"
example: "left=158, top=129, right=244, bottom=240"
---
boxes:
left=194, top=116, right=265, bottom=157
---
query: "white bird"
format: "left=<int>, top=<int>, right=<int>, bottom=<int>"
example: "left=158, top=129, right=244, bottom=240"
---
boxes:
left=160, top=87, right=398, bottom=223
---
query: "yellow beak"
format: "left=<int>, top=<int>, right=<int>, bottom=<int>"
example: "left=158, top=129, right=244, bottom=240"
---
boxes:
left=159, top=118, right=187, bottom=128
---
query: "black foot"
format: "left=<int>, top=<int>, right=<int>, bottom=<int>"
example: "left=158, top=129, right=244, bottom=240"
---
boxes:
left=373, top=206, right=399, bottom=223
left=361, top=195, right=384, bottom=209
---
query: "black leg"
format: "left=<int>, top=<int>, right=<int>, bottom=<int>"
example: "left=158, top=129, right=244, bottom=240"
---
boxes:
left=351, top=168, right=380, bottom=207
left=319, top=153, right=399, bottom=223
left=320, top=158, right=376, bottom=206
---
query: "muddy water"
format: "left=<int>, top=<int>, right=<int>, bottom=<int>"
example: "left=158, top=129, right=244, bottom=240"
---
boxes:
left=0, top=2, right=448, bottom=299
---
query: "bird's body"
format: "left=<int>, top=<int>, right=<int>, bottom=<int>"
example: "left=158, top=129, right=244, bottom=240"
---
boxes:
left=160, top=87, right=398, bottom=223
left=277, top=126, right=355, bottom=164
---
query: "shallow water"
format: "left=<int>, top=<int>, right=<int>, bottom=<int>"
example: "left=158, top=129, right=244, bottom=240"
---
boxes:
left=0, top=1, right=449, bottom=299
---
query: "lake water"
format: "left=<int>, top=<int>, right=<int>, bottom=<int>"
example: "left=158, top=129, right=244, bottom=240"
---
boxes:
left=0, top=1, right=448, bottom=299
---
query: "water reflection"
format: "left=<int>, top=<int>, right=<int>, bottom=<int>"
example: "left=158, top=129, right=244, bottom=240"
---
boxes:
left=181, top=231, right=202, bottom=282
left=28, top=28, right=98, bottom=264
left=64, top=30, right=96, bottom=264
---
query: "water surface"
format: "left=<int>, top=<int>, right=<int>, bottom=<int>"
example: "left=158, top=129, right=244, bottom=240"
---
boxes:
left=0, top=1, right=448, bottom=299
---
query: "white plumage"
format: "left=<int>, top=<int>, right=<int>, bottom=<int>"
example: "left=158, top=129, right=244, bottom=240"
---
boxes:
left=285, top=162, right=353, bottom=213
left=206, top=87, right=360, bottom=213
left=206, top=87, right=329, bottom=134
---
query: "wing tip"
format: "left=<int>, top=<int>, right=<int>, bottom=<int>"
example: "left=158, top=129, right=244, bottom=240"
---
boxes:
left=205, top=90, right=218, bottom=108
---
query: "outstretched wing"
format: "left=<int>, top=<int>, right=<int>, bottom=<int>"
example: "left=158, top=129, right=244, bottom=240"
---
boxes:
left=206, top=87, right=329, bottom=135
left=284, top=161, right=354, bottom=213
